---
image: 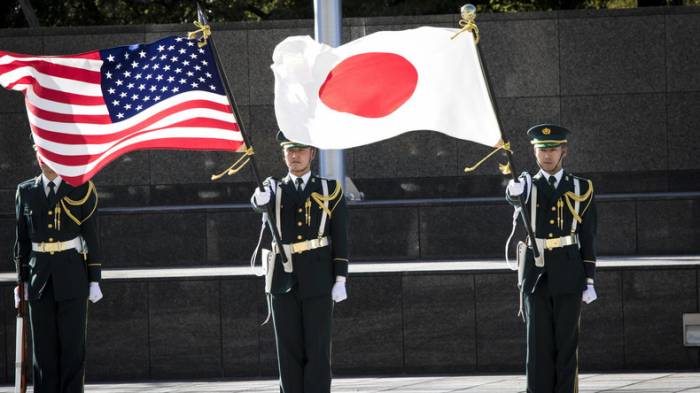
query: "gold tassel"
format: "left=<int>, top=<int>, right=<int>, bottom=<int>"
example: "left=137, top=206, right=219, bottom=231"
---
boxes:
left=187, top=20, right=211, bottom=48
left=211, top=146, right=254, bottom=181
left=451, top=4, right=480, bottom=44
left=464, top=140, right=511, bottom=173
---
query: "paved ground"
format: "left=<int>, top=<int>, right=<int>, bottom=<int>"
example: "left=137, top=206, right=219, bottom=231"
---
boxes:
left=4, top=373, right=700, bottom=392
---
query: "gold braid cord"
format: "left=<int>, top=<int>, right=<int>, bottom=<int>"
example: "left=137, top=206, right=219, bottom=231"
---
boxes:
left=451, top=9, right=480, bottom=44
left=61, top=181, right=98, bottom=226
left=464, top=140, right=511, bottom=173
left=564, top=179, right=594, bottom=223
left=311, top=182, right=343, bottom=218
left=211, top=146, right=254, bottom=181
left=187, top=20, right=211, bottom=48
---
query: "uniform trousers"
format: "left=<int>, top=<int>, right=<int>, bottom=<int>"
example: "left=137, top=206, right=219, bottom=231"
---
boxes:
left=28, top=279, right=88, bottom=393
left=525, top=275, right=582, bottom=393
left=271, top=286, right=333, bottom=393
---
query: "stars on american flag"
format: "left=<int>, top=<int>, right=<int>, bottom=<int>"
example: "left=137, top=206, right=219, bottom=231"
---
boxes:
left=100, top=35, right=224, bottom=122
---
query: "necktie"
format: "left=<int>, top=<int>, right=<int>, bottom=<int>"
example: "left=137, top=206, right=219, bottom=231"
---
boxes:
left=47, top=181, right=56, bottom=205
left=295, top=177, right=304, bottom=193
left=548, top=175, right=557, bottom=190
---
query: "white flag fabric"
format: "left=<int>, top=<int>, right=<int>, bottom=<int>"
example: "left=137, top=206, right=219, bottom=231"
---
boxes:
left=271, top=26, right=502, bottom=150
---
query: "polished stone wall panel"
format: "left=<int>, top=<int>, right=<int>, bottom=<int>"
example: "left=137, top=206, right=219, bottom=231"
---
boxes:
left=221, top=277, right=261, bottom=377
left=348, top=206, right=420, bottom=261
left=560, top=94, right=667, bottom=174
left=666, top=13, right=700, bottom=92
left=333, top=274, right=403, bottom=374
left=636, top=199, right=700, bottom=255
left=100, top=212, right=207, bottom=268
left=479, top=19, right=559, bottom=98
left=622, top=268, right=699, bottom=369
left=579, top=270, right=625, bottom=370
left=474, top=273, right=525, bottom=371
left=403, top=273, right=476, bottom=373
left=559, top=15, right=665, bottom=95
left=148, top=279, right=222, bottom=378
left=419, top=204, right=512, bottom=259
left=85, top=281, right=149, bottom=381
left=667, top=92, right=700, bottom=171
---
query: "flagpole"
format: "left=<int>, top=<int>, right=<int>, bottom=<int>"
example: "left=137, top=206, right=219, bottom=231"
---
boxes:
left=195, top=3, right=288, bottom=263
left=459, top=4, right=540, bottom=258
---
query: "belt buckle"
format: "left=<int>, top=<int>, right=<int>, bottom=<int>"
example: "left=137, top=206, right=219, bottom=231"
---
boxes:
left=41, top=242, right=62, bottom=253
left=545, top=238, right=561, bottom=250
left=292, top=241, right=309, bottom=254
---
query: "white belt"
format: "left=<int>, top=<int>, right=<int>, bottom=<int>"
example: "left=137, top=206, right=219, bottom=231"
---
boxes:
left=31, top=237, right=83, bottom=253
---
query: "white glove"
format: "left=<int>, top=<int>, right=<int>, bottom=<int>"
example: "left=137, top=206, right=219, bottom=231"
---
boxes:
left=331, top=278, right=347, bottom=303
left=582, top=284, right=597, bottom=304
left=89, top=282, right=103, bottom=303
left=253, top=187, right=271, bottom=206
left=13, top=283, right=28, bottom=309
left=507, top=179, right=525, bottom=197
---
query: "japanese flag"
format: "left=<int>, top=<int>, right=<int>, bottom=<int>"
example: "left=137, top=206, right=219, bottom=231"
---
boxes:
left=271, top=26, right=502, bottom=149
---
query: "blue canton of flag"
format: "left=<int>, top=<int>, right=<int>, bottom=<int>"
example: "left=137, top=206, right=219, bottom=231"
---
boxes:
left=100, top=35, right=225, bottom=122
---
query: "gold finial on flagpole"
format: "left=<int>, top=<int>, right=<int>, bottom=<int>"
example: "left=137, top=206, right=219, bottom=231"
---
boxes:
left=451, top=4, right=480, bottom=44
left=188, top=20, right=211, bottom=48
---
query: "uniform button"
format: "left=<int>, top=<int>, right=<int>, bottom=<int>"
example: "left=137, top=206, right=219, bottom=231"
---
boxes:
left=298, top=208, right=303, bottom=213
left=548, top=233, right=554, bottom=238
left=551, top=207, right=556, bottom=211
left=48, top=237, right=54, bottom=242
left=48, top=224, right=53, bottom=229
left=296, top=235, right=303, bottom=240
left=297, top=221, right=303, bottom=227
left=549, top=219, right=555, bottom=224
left=48, top=211, right=53, bottom=216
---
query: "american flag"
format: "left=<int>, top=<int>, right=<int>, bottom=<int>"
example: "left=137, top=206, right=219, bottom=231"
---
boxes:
left=0, top=35, right=244, bottom=186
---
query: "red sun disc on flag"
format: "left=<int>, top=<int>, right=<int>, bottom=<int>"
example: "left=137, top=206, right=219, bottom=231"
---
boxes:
left=318, top=52, right=418, bottom=118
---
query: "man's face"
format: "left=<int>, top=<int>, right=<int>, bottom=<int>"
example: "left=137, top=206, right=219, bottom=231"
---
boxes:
left=283, top=146, right=315, bottom=176
left=534, top=145, right=567, bottom=174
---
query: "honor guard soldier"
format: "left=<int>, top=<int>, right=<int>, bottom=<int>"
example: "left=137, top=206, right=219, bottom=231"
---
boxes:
left=506, top=124, right=597, bottom=393
left=13, top=148, right=103, bottom=393
left=251, top=131, right=348, bottom=393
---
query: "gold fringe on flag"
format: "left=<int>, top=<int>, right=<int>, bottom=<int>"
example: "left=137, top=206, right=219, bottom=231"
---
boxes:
left=211, top=146, right=255, bottom=181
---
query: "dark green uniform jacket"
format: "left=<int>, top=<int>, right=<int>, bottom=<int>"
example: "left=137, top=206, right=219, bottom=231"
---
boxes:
left=256, top=174, right=348, bottom=298
left=510, top=171, right=597, bottom=295
left=14, top=177, right=101, bottom=300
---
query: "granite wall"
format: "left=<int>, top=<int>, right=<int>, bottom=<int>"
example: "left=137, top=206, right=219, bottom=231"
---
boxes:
left=1, top=7, right=699, bottom=209
left=0, top=264, right=697, bottom=383
left=1, top=194, right=698, bottom=270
